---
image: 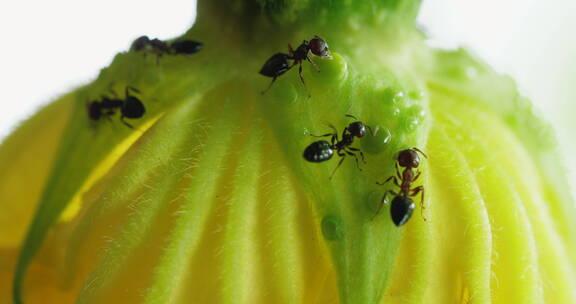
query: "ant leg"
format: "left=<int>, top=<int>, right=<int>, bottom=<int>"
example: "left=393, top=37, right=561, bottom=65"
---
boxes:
left=377, top=176, right=400, bottom=188
left=348, top=147, right=366, bottom=164
left=328, top=124, right=339, bottom=135
left=371, top=190, right=397, bottom=220
left=411, top=186, right=426, bottom=221
left=125, top=86, right=141, bottom=97
left=345, top=150, right=362, bottom=171
left=261, top=76, right=278, bottom=94
left=288, top=44, right=294, bottom=57
left=412, top=147, right=428, bottom=159
left=395, top=162, right=402, bottom=180
left=328, top=124, right=339, bottom=146
left=306, top=56, right=320, bottom=72
left=297, top=62, right=308, bottom=90
left=310, top=125, right=336, bottom=138
left=107, top=82, right=118, bottom=98
left=310, top=132, right=334, bottom=138
left=120, top=116, right=134, bottom=129
left=104, top=113, right=114, bottom=123
left=330, top=134, right=338, bottom=147
left=329, top=152, right=346, bottom=180
left=345, top=114, right=358, bottom=120
left=376, top=175, right=397, bottom=186
left=366, top=125, right=376, bottom=136
left=413, top=170, right=422, bottom=182
left=296, top=61, right=311, bottom=97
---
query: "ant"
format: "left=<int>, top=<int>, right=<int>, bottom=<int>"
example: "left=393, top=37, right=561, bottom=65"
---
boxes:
left=303, top=115, right=371, bottom=179
left=87, top=86, right=146, bottom=129
left=130, top=35, right=203, bottom=63
left=260, top=36, right=332, bottom=94
left=373, top=148, right=427, bottom=226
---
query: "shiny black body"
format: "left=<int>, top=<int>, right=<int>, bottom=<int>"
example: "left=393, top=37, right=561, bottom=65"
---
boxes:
left=170, top=40, right=203, bottom=55
left=390, top=196, right=415, bottom=227
left=304, top=115, right=368, bottom=179
left=259, top=53, right=292, bottom=93
left=260, top=53, right=291, bottom=78
left=87, top=86, right=145, bottom=129
left=303, top=140, right=334, bottom=162
left=374, top=147, right=427, bottom=226
left=121, top=94, right=145, bottom=119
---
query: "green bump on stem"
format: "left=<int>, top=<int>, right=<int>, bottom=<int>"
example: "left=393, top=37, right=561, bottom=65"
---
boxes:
left=321, top=215, right=345, bottom=241
left=361, top=125, right=392, bottom=155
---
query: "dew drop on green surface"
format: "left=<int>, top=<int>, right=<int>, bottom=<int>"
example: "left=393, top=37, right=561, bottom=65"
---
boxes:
left=380, top=87, right=404, bottom=105
left=322, top=215, right=344, bottom=241
left=315, top=52, right=348, bottom=81
left=365, top=190, right=386, bottom=215
left=361, top=125, right=391, bottom=154
left=408, top=90, right=424, bottom=100
left=400, top=105, right=425, bottom=133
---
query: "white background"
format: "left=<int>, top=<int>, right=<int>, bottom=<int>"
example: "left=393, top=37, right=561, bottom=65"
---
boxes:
left=0, top=0, right=574, bottom=188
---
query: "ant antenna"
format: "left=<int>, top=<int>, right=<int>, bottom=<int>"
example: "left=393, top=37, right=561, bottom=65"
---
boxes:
left=125, top=86, right=141, bottom=96
left=366, top=125, right=376, bottom=136
left=412, top=147, right=428, bottom=159
left=345, top=114, right=358, bottom=120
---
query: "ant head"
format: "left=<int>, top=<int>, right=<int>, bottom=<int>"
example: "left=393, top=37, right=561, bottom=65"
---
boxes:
left=87, top=101, right=102, bottom=120
left=130, top=36, right=150, bottom=52
left=309, top=36, right=330, bottom=58
left=348, top=121, right=367, bottom=138
left=308, top=36, right=332, bottom=58
left=397, top=149, right=420, bottom=168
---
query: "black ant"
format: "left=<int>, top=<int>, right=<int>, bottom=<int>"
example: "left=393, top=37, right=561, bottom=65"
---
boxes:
left=373, top=148, right=427, bottom=226
left=303, top=115, right=370, bottom=179
left=260, top=36, right=331, bottom=94
left=130, top=35, right=202, bottom=63
left=87, top=86, right=145, bottom=129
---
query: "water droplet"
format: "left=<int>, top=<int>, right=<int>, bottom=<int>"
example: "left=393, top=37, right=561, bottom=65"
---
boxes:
left=381, top=87, right=404, bottom=105
left=392, top=91, right=405, bottom=104
left=321, top=215, right=344, bottom=241
left=366, top=190, right=385, bottom=215
left=400, top=105, right=425, bottom=133
left=465, top=66, right=478, bottom=79
left=408, top=90, right=424, bottom=100
left=361, top=125, right=391, bottom=154
left=310, top=52, right=348, bottom=84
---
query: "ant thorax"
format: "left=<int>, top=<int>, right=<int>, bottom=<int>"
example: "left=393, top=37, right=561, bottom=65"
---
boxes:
left=292, top=42, right=310, bottom=60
